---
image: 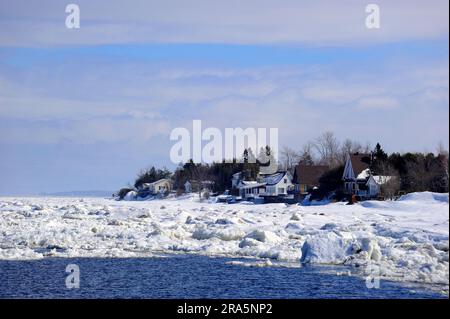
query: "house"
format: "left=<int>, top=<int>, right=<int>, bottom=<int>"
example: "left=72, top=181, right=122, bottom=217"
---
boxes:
left=357, top=168, right=395, bottom=198
left=342, top=153, right=393, bottom=199
left=293, top=164, right=329, bottom=195
left=342, top=153, right=372, bottom=196
left=236, top=171, right=295, bottom=200
left=231, top=170, right=258, bottom=189
left=238, top=181, right=267, bottom=199
left=139, top=178, right=172, bottom=196
left=259, top=171, right=295, bottom=197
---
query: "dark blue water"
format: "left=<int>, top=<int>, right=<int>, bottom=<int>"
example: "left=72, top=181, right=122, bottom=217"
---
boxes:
left=0, top=255, right=446, bottom=299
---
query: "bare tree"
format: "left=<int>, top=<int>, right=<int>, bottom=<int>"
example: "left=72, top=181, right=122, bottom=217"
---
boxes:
left=362, top=142, right=372, bottom=154
left=437, top=142, right=448, bottom=156
left=298, top=142, right=316, bottom=165
left=339, top=139, right=363, bottom=165
left=189, top=164, right=213, bottom=200
left=313, top=132, right=340, bottom=168
left=280, top=146, right=300, bottom=173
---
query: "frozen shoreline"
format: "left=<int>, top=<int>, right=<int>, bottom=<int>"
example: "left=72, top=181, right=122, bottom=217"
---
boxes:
left=0, top=192, right=448, bottom=293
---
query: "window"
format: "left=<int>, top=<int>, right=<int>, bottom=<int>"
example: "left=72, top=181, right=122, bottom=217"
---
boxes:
left=284, top=179, right=287, bottom=183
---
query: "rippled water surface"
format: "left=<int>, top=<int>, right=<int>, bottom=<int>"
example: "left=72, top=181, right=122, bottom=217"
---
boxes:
left=0, top=255, right=446, bottom=298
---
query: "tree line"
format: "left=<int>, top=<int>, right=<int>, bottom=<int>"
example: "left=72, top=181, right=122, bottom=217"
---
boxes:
left=117, top=132, right=449, bottom=198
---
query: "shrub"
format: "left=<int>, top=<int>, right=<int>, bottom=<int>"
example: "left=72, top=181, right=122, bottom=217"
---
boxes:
left=117, top=187, right=133, bottom=200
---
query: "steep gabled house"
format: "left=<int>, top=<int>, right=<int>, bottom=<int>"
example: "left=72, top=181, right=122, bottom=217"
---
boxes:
left=342, top=153, right=394, bottom=199
left=293, top=164, right=329, bottom=195
left=342, top=153, right=372, bottom=196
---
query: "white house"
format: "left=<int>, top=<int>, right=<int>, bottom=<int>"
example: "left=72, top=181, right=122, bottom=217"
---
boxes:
left=140, top=178, right=172, bottom=195
left=238, top=181, right=267, bottom=199
left=260, top=171, right=295, bottom=196
left=237, top=171, right=295, bottom=199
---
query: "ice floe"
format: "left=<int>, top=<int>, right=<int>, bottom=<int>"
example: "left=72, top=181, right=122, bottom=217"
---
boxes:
left=0, top=192, right=448, bottom=291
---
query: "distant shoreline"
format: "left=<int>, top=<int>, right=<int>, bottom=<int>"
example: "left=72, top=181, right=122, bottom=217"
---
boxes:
left=38, top=191, right=114, bottom=197
left=0, top=191, right=115, bottom=198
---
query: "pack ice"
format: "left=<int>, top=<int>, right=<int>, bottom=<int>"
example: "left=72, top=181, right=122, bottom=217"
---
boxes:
left=0, top=192, right=448, bottom=290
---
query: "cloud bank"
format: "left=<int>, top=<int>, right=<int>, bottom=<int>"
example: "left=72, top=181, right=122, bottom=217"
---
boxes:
left=0, top=0, right=448, bottom=47
left=0, top=1, right=448, bottom=194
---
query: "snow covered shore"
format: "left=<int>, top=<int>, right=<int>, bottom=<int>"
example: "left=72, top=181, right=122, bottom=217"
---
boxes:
left=0, top=192, right=448, bottom=290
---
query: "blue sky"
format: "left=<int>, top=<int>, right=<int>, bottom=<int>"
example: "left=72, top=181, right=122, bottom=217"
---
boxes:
left=0, top=0, right=448, bottom=195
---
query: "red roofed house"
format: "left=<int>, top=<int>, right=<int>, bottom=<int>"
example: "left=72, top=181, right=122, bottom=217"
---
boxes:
left=342, top=152, right=393, bottom=199
left=293, top=164, right=329, bottom=196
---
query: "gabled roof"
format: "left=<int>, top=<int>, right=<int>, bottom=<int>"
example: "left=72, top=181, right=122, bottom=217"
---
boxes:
left=357, top=168, right=371, bottom=181
left=140, top=179, right=172, bottom=189
left=152, top=178, right=172, bottom=184
left=241, top=181, right=258, bottom=185
left=294, top=165, right=329, bottom=186
left=350, top=153, right=371, bottom=175
left=372, top=175, right=394, bottom=185
left=239, top=182, right=267, bottom=189
left=260, top=171, right=291, bottom=186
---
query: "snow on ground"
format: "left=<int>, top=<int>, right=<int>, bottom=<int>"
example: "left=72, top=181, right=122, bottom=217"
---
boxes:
left=0, top=192, right=448, bottom=290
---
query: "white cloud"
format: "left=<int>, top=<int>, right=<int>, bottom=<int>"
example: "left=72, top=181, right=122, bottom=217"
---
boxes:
left=301, top=85, right=380, bottom=104
left=0, top=0, right=447, bottom=194
left=0, top=0, right=448, bottom=47
left=0, top=58, right=448, bottom=149
left=356, top=96, right=399, bottom=110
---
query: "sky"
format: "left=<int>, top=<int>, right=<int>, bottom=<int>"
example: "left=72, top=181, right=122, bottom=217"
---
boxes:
left=0, top=0, right=448, bottom=195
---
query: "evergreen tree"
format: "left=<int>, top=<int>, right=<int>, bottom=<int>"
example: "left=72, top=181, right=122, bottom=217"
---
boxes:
left=134, top=166, right=172, bottom=188
left=257, top=145, right=278, bottom=174
left=372, top=143, right=388, bottom=174
left=374, top=143, right=388, bottom=162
